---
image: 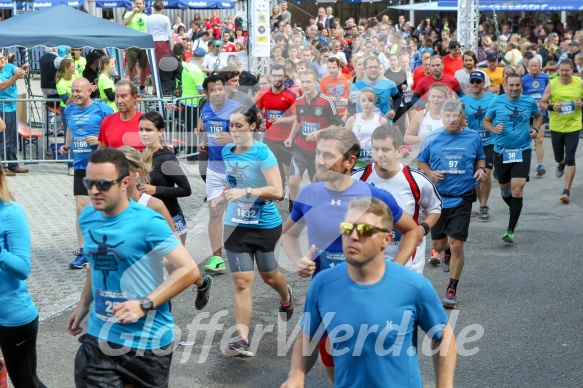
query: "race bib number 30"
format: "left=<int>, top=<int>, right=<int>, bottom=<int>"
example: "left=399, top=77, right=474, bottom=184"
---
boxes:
left=502, top=148, right=523, bottom=164
left=95, top=289, right=137, bottom=322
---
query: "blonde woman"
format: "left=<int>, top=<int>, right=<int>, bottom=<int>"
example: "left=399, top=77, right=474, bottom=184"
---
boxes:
left=97, top=56, right=118, bottom=112
left=405, top=83, right=449, bottom=145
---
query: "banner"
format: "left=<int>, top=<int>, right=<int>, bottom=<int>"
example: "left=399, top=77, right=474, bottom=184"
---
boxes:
left=250, top=0, right=269, bottom=58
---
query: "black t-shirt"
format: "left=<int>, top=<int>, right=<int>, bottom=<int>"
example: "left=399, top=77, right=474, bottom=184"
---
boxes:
left=384, top=69, right=407, bottom=97
left=39, top=52, right=58, bottom=90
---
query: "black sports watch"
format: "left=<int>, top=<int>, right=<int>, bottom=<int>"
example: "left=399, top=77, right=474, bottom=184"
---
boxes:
left=246, top=187, right=252, bottom=199
left=140, top=297, right=154, bottom=311
left=420, top=222, right=430, bottom=236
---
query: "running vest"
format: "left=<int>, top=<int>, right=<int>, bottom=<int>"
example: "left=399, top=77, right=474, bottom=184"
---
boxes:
left=351, top=113, right=382, bottom=162
left=549, top=76, right=583, bottom=133
left=419, top=111, right=443, bottom=137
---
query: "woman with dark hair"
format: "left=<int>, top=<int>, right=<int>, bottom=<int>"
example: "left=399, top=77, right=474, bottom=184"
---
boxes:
left=308, top=48, right=330, bottom=80
left=146, top=0, right=173, bottom=66
left=221, top=106, right=293, bottom=357
left=0, top=162, right=47, bottom=387
left=138, top=111, right=192, bottom=245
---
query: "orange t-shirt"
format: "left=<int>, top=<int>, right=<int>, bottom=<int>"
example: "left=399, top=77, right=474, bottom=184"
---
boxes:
left=319, top=73, right=351, bottom=115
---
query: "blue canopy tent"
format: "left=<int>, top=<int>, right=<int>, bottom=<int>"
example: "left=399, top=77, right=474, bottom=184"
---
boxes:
left=0, top=0, right=84, bottom=9
left=96, top=0, right=132, bottom=8
left=0, top=5, right=164, bottom=106
left=143, top=0, right=234, bottom=8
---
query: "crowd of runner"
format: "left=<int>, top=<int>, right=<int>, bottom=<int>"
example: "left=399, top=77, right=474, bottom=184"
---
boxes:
left=1, top=1, right=583, bottom=387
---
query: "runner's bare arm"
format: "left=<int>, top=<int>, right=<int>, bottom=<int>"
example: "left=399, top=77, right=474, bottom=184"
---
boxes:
left=281, top=331, right=320, bottom=388
left=432, top=324, right=457, bottom=388
left=66, top=266, right=94, bottom=336
left=538, top=83, right=552, bottom=111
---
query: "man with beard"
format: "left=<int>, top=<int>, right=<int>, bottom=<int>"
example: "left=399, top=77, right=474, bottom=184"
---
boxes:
left=412, top=55, right=463, bottom=107
left=454, top=51, right=490, bottom=95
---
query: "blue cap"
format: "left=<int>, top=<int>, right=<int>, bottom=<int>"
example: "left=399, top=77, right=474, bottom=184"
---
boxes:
left=58, top=45, right=68, bottom=57
left=193, top=48, right=207, bottom=58
left=469, top=71, right=485, bottom=82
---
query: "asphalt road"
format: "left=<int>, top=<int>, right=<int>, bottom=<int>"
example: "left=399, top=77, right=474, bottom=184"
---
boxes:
left=3, top=138, right=583, bottom=387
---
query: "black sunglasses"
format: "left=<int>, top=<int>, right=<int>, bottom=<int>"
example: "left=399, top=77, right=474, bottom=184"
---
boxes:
left=469, top=79, right=483, bottom=84
left=340, top=222, right=391, bottom=237
left=83, top=176, right=127, bottom=191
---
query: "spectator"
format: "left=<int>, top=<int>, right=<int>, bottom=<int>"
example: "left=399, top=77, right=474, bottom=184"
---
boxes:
left=147, top=0, right=173, bottom=66
left=280, top=1, right=291, bottom=26
left=503, top=41, right=523, bottom=67
left=271, top=4, right=283, bottom=32
left=172, top=16, right=185, bottom=32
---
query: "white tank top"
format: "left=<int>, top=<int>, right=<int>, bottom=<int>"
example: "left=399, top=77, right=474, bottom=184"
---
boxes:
left=138, top=193, right=151, bottom=206
left=419, top=111, right=443, bottom=138
left=352, top=113, right=382, bottom=162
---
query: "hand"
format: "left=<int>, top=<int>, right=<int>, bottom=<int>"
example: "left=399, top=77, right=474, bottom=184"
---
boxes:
left=281, top=374, right=305, bottom=388
left=429, top=170, right=445, bottom=183
left=113, top=300, right=146, bottom=324
left=138, top=184, right=156, bottom=195
left=493, top=123, right=504, bottom=135
left=474, top=168, right=486, bottom=182
left=224, top=188, right=246, bottom=202
left=297, top=245, right=317, bottom=278
left=198, top=140, right=207, bottom=156
left=66, top=305, right=89, bottom=336
left=195, top=122, right=205, bottom=134
left=575, top=101, right=583, bottom=109
left=214, top=132, right=232, bottom=145
left=284, top=137, right=293, bottom=148
left=85, top=136, right=99, bottom=146
left=305, top=130, right=320, bottom=142
left=14, top=67, right=26, bottom=78
left=269, top=115, right=281, bottom=124
left=529, top=128, right=538, bottom=139
left=386, top=109, right=396, bottom=120
left=59, top=145, right=70, bottom=155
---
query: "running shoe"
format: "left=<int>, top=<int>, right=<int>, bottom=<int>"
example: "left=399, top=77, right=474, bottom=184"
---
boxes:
left=560, top=189, right=570, bottom=204
left=536, top=164, right=546, bottom=176
left=194, top=275, right=213, bottom=310
left=479, top=205, right=490, bottom=220
left=442, top=287, right=457, bottom=309
left=502, top=229, right=514, bottom=244
left=441, top=251, right=451, bottom=273
left=555, top=164, right=565, bottom=178
left=69, top=249, right=88, bottom=269
left=401, top=144, right=412, bottom=158
left=279, top=285, right=294, bottom=321
left=225, top=337, right=254, bottom=357
left=203, top=256, right=226, bottom=274
left=429, top=249, right=441, bottom=266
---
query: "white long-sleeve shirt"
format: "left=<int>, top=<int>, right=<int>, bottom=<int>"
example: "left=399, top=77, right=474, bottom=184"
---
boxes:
left=147, top=13, right=173, bottom=46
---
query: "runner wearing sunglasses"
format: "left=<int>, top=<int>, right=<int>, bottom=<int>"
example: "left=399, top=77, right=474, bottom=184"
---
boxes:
left=67, top=148, right=199, bottom=387
left=282, top=198, right=456, bottom=388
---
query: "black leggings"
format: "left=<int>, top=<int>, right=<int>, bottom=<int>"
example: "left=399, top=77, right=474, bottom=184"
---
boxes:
left=550, top=130, right=580, bottom=166
left=0, top=316, right=46, bottom=388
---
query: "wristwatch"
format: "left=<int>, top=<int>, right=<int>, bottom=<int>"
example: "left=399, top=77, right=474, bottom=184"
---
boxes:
left=246, top=187, right=252, bottom=199
left=420, top=222, right=430, bottom=236
left=140, top=297, right=154, bottom=311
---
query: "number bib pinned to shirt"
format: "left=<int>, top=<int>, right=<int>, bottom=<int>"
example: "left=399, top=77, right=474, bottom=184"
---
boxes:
left=359, top=148, right=373, bottom=163
left=559, top=102, right=575, bottom=115
left=94, top=289, right=138, bottom=322
left=301, top=121, right=320, bottom=136
left=172, top=214, right=187, bottom=235
left=267, top=110, right=284, bottom=122
left=502, top=148, right=523, bottom=164
left=205, top=120, right=227, bottom=138
left=73, top=136, right=91, bottom=153
left=390, top=229, right=402, bottom=246
left=231, top=202, right=262, bottom=225
left=441, top=154, right=466, bottom=174
left=318, top=250, right=346, bottom=270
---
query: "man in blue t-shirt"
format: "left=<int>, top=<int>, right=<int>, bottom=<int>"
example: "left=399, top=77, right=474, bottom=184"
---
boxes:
left=461, top=71, right=496, bottom=221
left=66, top=148, right=199, bottom=387
left=0, top=55, right=27, bottom=175
left=349, top=56, right=401, bottom=119
left=484, top=73, right=542, bottom=244
left=198, top=74, right=241, bottom=274
left=281, top=198, right=456, bottom=388
left=522, top=58, right=549, bottom=176
left=418, top=99, right=486, bottom=309
left=61, top=78, right=114, bottom=269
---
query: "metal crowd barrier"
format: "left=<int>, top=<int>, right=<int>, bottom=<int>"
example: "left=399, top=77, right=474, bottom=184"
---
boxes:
left=0, top=96, right=201, bottom=165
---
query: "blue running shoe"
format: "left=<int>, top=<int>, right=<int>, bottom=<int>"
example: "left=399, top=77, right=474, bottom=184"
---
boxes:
left=69, top=248, right=88, bottom=269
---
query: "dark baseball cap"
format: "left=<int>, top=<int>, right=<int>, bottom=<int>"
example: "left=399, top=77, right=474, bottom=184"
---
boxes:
left=469, top=71, right=485, bottom=82
left=448, top=40, right=461, bottom=49
left=569, top=41, right=580, bottom=47
left=486, top=51, right=499, bottom=61
left=524, top=52, right=534, bottom=59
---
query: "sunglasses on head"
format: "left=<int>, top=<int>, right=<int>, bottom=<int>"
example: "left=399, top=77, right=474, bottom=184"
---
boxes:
left=339, top=222, right=391, bottom=237
left=83, top=176, right=127, bottom=191
left=469, top=79, right=483, bottom=84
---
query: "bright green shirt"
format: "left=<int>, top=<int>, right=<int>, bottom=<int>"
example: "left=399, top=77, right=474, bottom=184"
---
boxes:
left=124, top=10, right=148, bottom=33
left=549, top=75, right=583, bottom=133
left=181, top=62, right=205, bottom=105
left=56, top=74, right=80, bottom=108
left=98, top=74, right=118, bottom=112
left=73, top=57, right=87, bottom=75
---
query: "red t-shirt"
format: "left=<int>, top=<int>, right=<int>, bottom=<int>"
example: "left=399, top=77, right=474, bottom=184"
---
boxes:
left=256, top=87, right=297, bottom=141
left=413, top=74, right=461, bottom=97
left=223, top=43, right=237, bottom=53
left=98, top=111, right=144, bottom=150
left=442, top=54, right=464, bottom=77
left=294, top=93, right=343, bottom=152
left=413, top=65, right=429, bottom=84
